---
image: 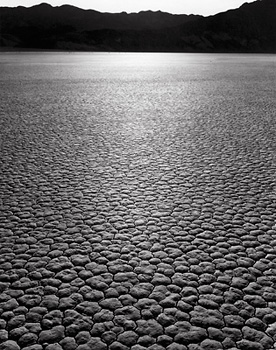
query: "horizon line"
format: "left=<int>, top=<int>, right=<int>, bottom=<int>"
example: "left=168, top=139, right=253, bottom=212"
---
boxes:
left=0, top=0, right=252, bottom=17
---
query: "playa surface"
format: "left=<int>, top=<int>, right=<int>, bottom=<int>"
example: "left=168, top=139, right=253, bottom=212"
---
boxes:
left=0, top=52, right=276, bottom=350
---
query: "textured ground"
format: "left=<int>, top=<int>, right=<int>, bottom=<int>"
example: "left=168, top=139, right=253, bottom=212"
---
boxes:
left=0, top=53, right=276, bottom=350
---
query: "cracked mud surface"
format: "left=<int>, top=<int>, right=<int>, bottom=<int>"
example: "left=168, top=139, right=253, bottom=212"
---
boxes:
left=0, top=53, right=276, bottom=350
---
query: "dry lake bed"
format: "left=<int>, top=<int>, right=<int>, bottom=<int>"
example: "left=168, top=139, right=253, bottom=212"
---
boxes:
left=0, top=52, right=276, bottom=350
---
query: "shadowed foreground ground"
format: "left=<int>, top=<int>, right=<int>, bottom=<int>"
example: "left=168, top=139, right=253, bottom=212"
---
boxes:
left=0, top=53, right=276, bottom=350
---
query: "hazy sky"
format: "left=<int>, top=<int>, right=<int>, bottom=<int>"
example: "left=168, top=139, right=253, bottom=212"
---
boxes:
left=1, top=0, right=256, bottom=15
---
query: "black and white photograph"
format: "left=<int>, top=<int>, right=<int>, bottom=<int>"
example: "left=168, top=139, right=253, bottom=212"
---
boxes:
left=0, top=1, right=276, bottom=349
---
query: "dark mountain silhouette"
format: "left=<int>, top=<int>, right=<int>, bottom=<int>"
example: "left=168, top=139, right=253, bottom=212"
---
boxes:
left=176, top=0, right=276, bottom=52
left=0, top=0, right=275, bottom=52
left=0, top=3, right=201, bottom=49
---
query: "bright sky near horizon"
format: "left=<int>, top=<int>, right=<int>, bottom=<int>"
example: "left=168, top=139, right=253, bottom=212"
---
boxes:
left=1, top=0, right=256, bottom=15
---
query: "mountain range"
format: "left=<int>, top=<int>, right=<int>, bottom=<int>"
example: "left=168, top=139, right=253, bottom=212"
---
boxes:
left=0, top=0, right=275, bottom=52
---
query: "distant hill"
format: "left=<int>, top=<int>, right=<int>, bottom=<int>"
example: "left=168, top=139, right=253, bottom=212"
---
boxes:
left=176, top=0, right=276, bottom=52
left=0, top=0, right=275, bottom=52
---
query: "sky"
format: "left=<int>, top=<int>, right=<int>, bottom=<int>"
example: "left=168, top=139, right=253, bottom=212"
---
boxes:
left=1, top=0, right=256, bottom=16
